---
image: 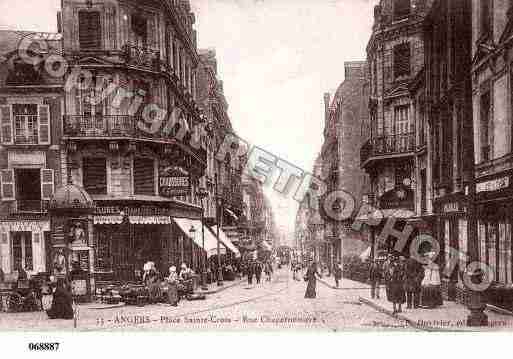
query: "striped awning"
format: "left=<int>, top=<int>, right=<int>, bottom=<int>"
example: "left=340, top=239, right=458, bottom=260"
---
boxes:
left=129, top=216, right=172, bottom=225
left=93, top=215, right=123, bottom=225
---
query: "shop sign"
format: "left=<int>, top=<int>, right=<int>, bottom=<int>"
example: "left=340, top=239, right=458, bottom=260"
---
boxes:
left=159, top=166, right=190, bottom=197
left=476, top=176, right=510, bottom=193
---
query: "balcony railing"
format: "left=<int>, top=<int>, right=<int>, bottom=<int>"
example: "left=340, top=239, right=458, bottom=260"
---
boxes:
left=11, top=200, right=49, bottom=214
left=63, top=115, right=207, bottom=163
left=360, top=133, right=415, bottom=166
left=123, top=43, right=160, bottom=71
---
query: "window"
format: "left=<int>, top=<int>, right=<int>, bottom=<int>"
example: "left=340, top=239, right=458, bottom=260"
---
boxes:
left=480, top=0, right=492, bottom=36
left=420, top=169, right=427, bottom=214
left=394, top=105, right=410, bottom=134
left=13, top=104, right=38, bottom=144
left=15, top=168, right=42, bottom=212
left=132, top=13, right=148, bottom=48
left=0, top=104, right=50, bottom=145
left=393, top=43, right=410, bottom=78
left=83, top=157, right=107, bottom=195
left=393, top=0, right=411, bottom=21
left=11, top=232, right=33, bottom=271
left=79, top=11, right=101, bottom=49
left=480, top=92, right=491, bottom=162
left=6, top=61, right=42, bottom=86
left=133, top=157, right=155, bottom=195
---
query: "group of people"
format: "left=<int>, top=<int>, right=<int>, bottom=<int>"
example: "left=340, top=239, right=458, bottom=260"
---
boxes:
left=244, top=260, right=273, bottom=285
left=369, top=252, right=443, bottom=314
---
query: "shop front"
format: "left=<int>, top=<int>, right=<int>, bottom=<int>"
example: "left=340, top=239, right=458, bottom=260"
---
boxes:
left=0, top=219, right=51, bottom=279
left=434, top=193, right=468, bottom=302
left=92, top=203, right=204, bottom=283
left=474, top=173, right=513, bottom=311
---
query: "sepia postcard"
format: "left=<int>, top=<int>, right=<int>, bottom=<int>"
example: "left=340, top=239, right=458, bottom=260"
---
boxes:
left=1, top=1, right=513, bottom=351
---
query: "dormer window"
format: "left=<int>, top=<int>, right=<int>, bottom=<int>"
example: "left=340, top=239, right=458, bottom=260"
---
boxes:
left=393, top=0, right=411, bottom=21
left=6, top=60, right=42, bottom=86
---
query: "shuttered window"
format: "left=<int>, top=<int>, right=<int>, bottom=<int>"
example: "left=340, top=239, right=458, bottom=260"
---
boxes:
left=133, top=157, right=155, bottom=196
left=393, top=43, right=410, bottom=78
left=79, top=11, right=101, bottom=49
left=83, top=157, right=107, bottom=195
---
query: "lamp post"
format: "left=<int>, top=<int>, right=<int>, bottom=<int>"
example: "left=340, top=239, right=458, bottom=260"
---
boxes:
left=215, top=174, right=224, bottom=286
left=189, top=225, right=196, bottom=273
left=196, top=186, right=209, bottom=291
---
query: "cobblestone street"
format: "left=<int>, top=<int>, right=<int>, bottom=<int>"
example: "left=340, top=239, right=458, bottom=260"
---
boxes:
left=0, top=269, right=414, bottom=331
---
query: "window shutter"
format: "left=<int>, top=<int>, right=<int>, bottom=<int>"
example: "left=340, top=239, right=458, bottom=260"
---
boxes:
left=0, top=105, right=13, bottom=145
left=38, top=104, right=50, bottom=144
left=79, top=11, right=102, bottom=49
left=41, top=169, right=54, bottom=200
left=133, top=157, right=155, bottom=196
left=1, top=169, right=15, bottom=200
left=83, top=158, right=107, bottom=195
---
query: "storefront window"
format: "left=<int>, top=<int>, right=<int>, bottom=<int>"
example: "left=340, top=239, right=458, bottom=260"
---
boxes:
left=458, top=219, right=468, bottom=263
left=444, top=220, right=450, bottom=269
left=479, top=221, right=486, bottom=266
left=11, top=232, right=33, bottom=271
left=499, top=222, right=507, bottom=284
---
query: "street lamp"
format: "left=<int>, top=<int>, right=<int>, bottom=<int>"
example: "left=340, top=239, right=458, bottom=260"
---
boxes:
left=189, top=225, right=196, bottom=273
left=196, top=186, right=209, bottom=291
left=214, top=174, right=224, bottom=286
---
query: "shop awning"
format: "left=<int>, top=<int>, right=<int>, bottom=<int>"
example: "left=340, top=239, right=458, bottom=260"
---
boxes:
left=209, top=225, right=241, bottom=258
left=93, top=215, right=123, bottom=225
left=173, top=218, right=225, bottom=257
left=355, top=208, right=415, bottom=222
left=129, top=216, right=171, bottom=225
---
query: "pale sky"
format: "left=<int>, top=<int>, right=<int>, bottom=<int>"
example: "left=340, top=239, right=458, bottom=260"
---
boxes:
left=0, top=0, right=377, bottom=243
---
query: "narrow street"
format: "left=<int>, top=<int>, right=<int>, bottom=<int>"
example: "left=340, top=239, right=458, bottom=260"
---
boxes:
left=0, top=269, right=414, bottom=331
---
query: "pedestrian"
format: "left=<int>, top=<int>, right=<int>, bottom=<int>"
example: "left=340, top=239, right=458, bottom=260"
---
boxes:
left=334, top=261, right=342, bottom=288
left=369, top=260, right=382, bottom=298
left=383, top=254, right=393, bottom=301
left=264, top=261, right=273, bottom=282
left=304, top=262, right=321, bottom=299
left=387, top=255, right=406, bottom=314
left=46, top=278, right=73, bottom=320
left=255, top=261, right=263, bottom=284
left=420, top=252, right=443, bottom=309
left=166, top=266, right=179, bottom=306
left=404, top=256, right=424, bottom=309
left=247, top=261, right=254, bottom=285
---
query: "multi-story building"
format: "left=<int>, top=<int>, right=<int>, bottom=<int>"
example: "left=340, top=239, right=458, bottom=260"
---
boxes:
left=321, top=61, right=370, bottom=267
left=470, top=0, right=513, bottom=311
left=58, top=0, right=213, bottom=284
left=0, top=31, right=63, bottom=278
left=421, top=0, right=473, bottom=304
left=196, top=48, right=244, bottom=256
left=360, top=0, right=431, bottom=255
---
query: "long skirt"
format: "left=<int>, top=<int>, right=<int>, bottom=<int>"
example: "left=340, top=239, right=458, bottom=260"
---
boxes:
left=420, top=285, right=443, bottom=308
left=148, top=282, right=161, bottom=303
left=167, top=283, right=178, bottom=306
left=388, top=282, right=406, bottom=304
left=304, top=277, right=316, bottom=299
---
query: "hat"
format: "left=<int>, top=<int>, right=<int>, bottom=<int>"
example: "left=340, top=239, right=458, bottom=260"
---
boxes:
left=169, top=266, right=176, bottom=273
left=181, top=263, right=187, bottom=269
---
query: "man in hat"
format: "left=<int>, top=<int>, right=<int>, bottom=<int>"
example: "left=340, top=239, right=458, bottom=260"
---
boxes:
left=404, top=255, right=424, bottom=309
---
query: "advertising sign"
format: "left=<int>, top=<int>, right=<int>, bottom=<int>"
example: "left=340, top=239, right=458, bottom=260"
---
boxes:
left=159, top=166, right=190, bottom=197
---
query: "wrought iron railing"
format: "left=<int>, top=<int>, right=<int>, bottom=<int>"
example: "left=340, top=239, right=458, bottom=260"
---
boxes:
left=63, top=115, right=207, bottom=163
left=11, top=200, right=49, bottom=214
left=360, top=133, right=415, bottom=166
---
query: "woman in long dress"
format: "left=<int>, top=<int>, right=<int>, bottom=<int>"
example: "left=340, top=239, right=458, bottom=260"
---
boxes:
left=420, top=252, right=443, bottom=308
left=388, top=257, right=406, bottom=314
left=304, top=262, right=321, bottom=299
left=166, top=266, right=179, bottom=306
left=46, top=278, right=73, bottom=320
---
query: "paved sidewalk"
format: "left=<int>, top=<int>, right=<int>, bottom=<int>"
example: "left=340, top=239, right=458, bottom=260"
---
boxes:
left=318, top=277, right=513, bottom=331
